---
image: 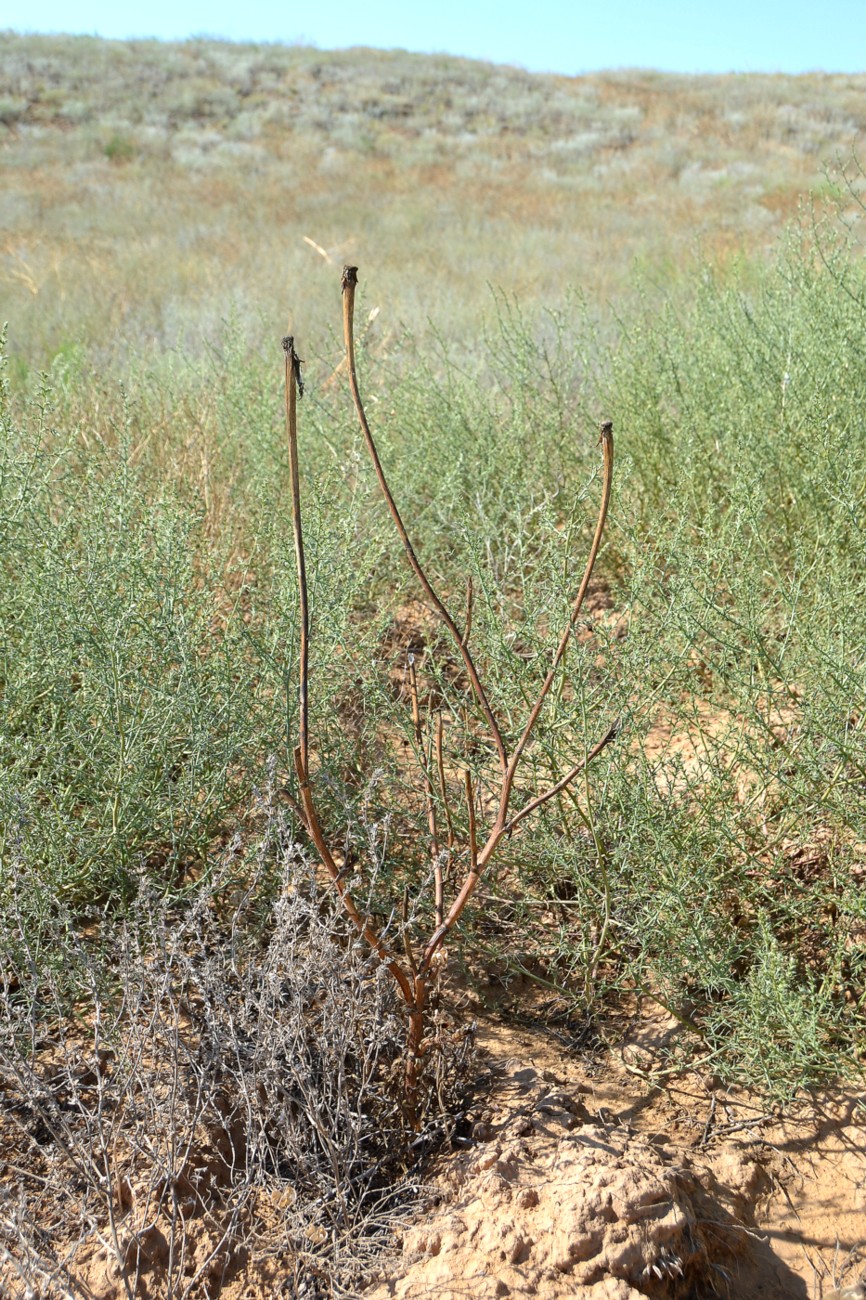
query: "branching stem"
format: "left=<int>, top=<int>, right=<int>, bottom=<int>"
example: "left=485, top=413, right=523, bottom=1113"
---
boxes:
left=283, top=274, right=618, bottom=1125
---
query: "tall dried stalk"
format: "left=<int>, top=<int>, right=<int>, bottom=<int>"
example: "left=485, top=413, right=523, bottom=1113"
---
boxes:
left=284, top=271, right=618, bottom=1125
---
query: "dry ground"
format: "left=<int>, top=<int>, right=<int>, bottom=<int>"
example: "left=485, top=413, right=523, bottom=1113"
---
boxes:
left=370, top=1003, right=866, bottom=1300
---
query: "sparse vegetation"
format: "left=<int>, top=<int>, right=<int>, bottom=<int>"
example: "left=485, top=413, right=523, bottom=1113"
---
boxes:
left=2, top=32, right=865, bottom=369
left=0, top=31, right=865, bottom=1296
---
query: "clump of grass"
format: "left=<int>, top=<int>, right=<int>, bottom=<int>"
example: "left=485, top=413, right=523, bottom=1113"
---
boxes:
left=0, top=392, right=255, bottom=907
left=104, top=132, right=136, bottom=163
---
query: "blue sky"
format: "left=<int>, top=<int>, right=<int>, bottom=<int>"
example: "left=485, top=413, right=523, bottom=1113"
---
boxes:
left=5, top=0, right=866, bottom=75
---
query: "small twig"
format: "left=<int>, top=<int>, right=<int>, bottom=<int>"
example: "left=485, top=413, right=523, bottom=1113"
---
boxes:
left=503, top=718, right=620, bottom=835
left=435, top=714, right=456, bottom=855
left=712, top=1116, right=775, bottom=1138
left=699, top=1094, right=717, bottom=1148
left=302, top=234, right=333, bottom=264
left=283, top=335, right=309, bottom=773
left=408, top=657, right=443, bottom=927
left=401, top=889, right=418, bottom=978
left=464, top=770, right=478, bottom=874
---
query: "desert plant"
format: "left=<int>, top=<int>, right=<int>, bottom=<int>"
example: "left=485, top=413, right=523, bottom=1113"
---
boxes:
left=0, top=816, right=464, bottom=1298
left=283, top=267, right=620, bottom=1124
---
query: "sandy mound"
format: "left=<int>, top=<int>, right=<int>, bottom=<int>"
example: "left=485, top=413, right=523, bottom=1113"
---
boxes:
left=370, top=1065, right=750, bottom=1299
left=368, top=1014, right=866, bottom=1300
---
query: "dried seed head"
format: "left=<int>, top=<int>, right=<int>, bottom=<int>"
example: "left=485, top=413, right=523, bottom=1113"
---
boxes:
left=282, top=335, right=305, bottom=396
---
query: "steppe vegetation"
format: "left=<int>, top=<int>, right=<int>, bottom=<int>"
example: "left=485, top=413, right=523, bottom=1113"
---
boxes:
left=2, top=32, right=866, bottom=363
left=0, top=31, right=865, bottom=1297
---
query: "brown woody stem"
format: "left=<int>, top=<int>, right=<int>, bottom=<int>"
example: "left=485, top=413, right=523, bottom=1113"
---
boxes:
left=283, top=335, right=309, bottom=773
left=342, top=265, right=508, bottom=775
left=287, top=290, right=618, bottom=1127
left=408, top=657, right=444, bottom=928
left=435, top=714, right=455, bottom=854
left=293, top=755, right=413, bottom=1004
left=463, top=576, right=474, bottom=647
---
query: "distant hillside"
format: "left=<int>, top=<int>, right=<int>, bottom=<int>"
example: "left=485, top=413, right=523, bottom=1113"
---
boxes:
left=1, top=32, right=864, bottom=364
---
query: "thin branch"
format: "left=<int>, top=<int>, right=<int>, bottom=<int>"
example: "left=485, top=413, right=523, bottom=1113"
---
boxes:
left=401, top=888, right=418, bottom=978
left=503, top=717, right=620, bottom=835
left=293, top=746, right=413, bottom=1005
left=421, top=720, right=618, bottom=971
left=408, top=656, right=443, bottom=927
left=433, top=863, right=445, bottom=932
left=504, top=421, right=614, bottom=784
left=435, top=713, right=455, bottom=854
left=341, top=265, right=508, bottom=774
left=464, top=769, right=478, bottom=874
left=421, top=771, right=479, bottom=973
left=283, top=335, right=309, bottom=773
left=462, top=576, right=474, bottom=647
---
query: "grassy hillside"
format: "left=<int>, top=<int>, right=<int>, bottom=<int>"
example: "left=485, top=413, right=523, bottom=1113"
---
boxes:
left=1, top=33, right=865, bottom=368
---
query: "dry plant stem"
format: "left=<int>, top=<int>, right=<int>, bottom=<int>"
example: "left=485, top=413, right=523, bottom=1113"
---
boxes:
left=408, top=661, right=441, bottom=860
left=284, top=337, right=412, bottom=1002
left=463, top=576, right=474, bottom=647
left=283, top=326, right=423, bottom=1115
left=404, top=981, right=427, bottom=1123
left=341, top=265, right=508, bottom=775
left=283, top=335, right=309, bottom=772
left=408, top=658, right=444, bottom=928
left=435, top=714, right=456, bottom=854
left=402, top=889, right=418, bottom=977
left=464, top=769, right=479, bottom=874
left=419, top=710, right=618, bottom=973
left=287, top=285, right=617, bottom=1123
left=293, top=745, right=413, bottom=1005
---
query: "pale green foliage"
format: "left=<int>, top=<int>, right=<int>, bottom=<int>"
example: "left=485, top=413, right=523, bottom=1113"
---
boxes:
left=1, top=60, right=865, bottom=1096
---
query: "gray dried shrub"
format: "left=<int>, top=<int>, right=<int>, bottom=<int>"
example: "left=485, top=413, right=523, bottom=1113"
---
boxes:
left=0, top=831, right=473, bottom=1298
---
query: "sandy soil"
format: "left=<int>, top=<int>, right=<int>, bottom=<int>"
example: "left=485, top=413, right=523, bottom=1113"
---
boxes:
left=2, top=999, right=863, bottom=1298
left=367, top=1007, right=866, bottom=1300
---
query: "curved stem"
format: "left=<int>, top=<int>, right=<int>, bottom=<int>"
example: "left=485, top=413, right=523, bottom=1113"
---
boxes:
left=283, top=336, right=309, bottom=773
left=294, top=746, right=413, bottom=1005
left=341, top=265, right=508, bottom=775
